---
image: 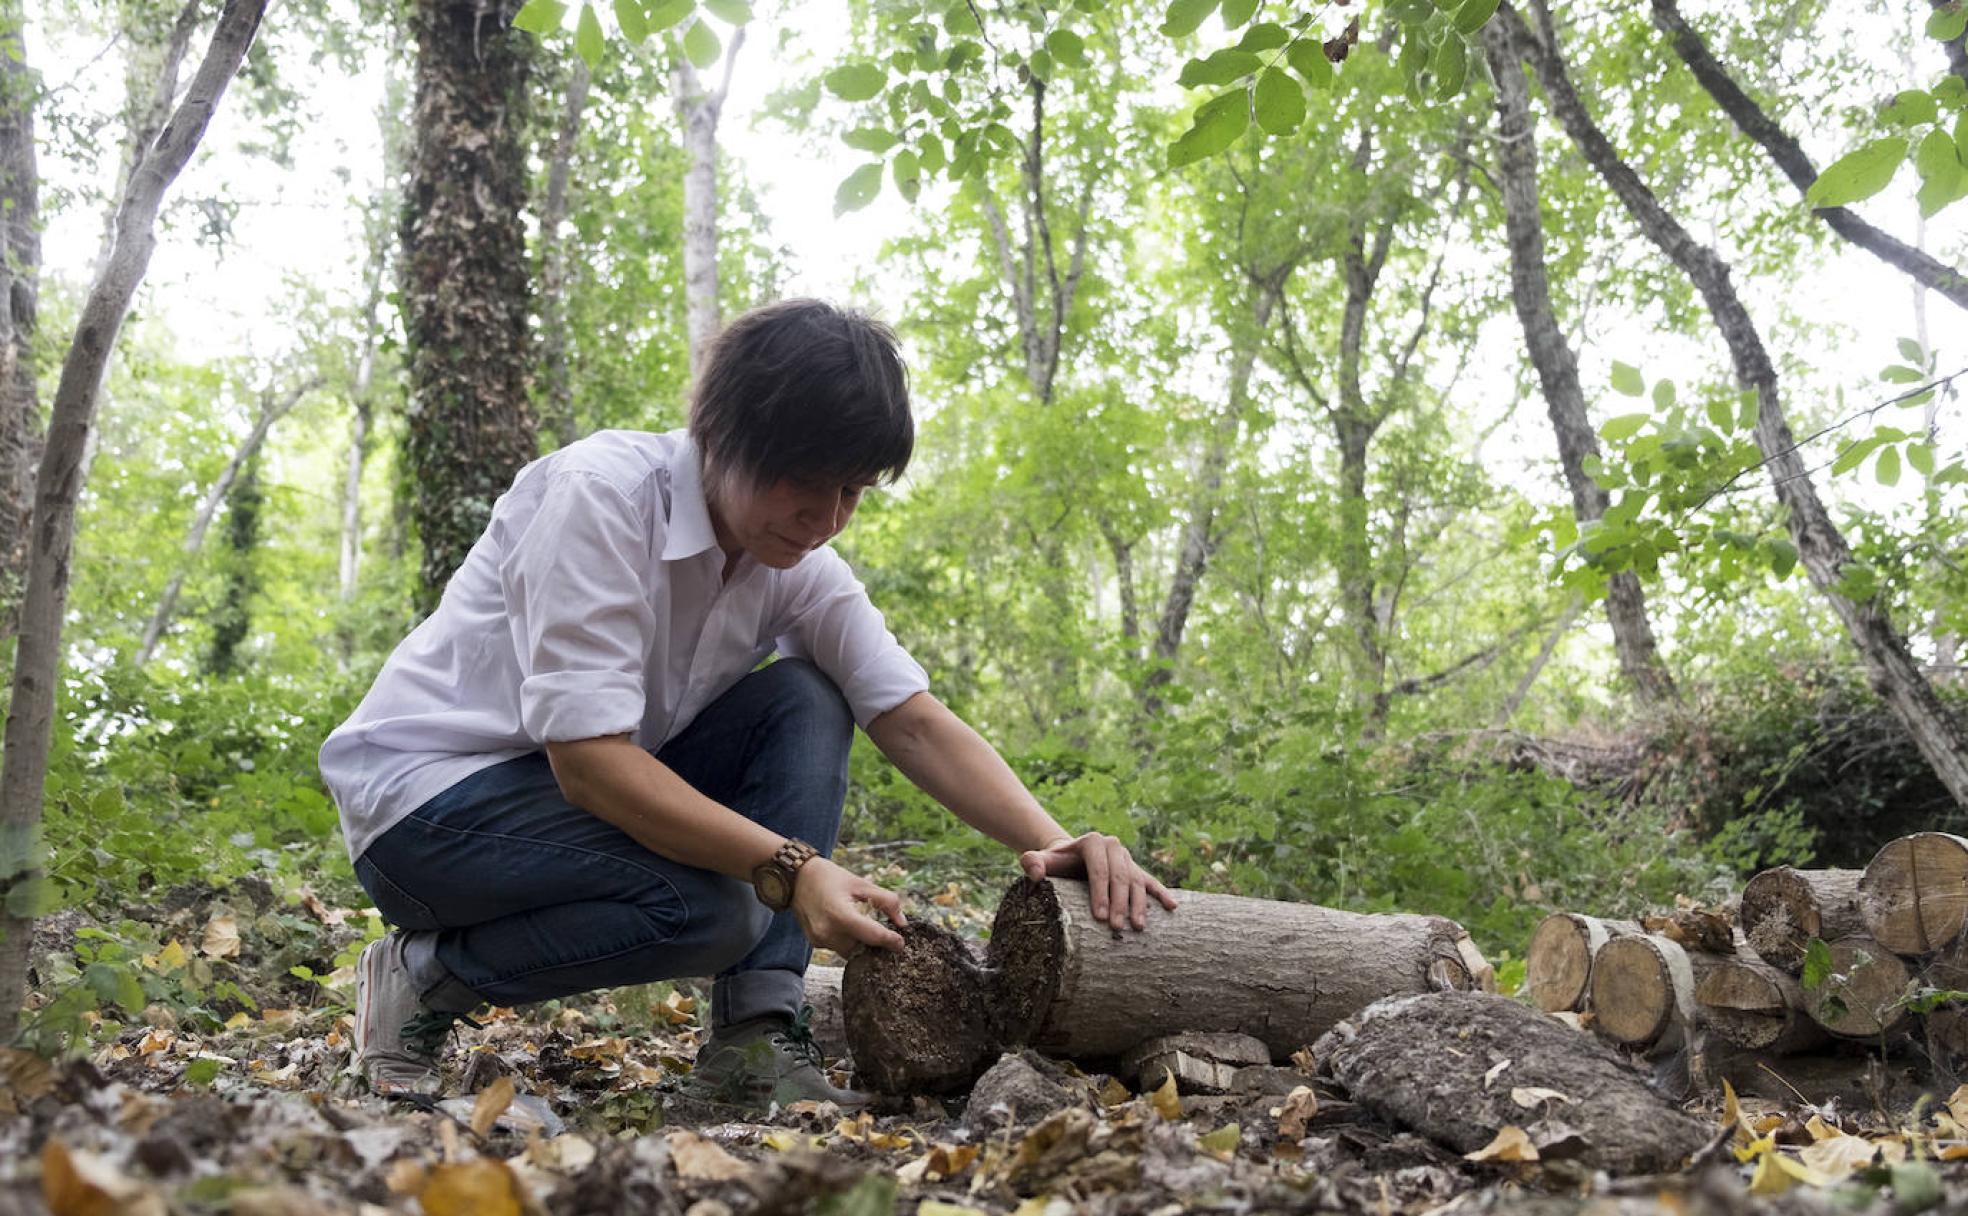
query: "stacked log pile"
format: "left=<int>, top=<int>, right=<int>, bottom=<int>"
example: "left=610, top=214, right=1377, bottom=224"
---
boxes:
left=1526, top=832, right=1968, bottom=1077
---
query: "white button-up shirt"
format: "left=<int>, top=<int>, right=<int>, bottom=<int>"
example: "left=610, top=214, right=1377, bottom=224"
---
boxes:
left=318, top=428, right=930, bottom=861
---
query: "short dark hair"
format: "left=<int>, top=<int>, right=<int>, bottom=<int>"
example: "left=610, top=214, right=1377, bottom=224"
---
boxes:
left=689, top=299, right=914, bottom=499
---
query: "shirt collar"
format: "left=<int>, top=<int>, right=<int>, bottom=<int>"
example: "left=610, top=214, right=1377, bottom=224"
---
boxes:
left=663, top=434, right=720, bottom=561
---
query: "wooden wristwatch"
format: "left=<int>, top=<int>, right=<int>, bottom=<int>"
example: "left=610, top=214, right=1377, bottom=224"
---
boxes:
left=752, top=839, right=818, bottom=912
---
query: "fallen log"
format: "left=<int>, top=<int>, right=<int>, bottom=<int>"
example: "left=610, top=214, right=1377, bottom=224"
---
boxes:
left=802, top=965, right=846, bottom=1060
left=842, top=923, right=999, bottom=1094
left=1694, top=955, right=1829, bottom=1055
left=1859, top=832, right=1968, bottom=956
left=1739, top=867, right=1865, bottom=973
left=1806, top=935, right=1912, bottom=1040
left=1314, top=991, right=1709, bottom=1174
left=989, top=877, right=1492, bottom=1062
left=1524, top=913, right=1638, bottom=1012
left=1587, top=933, right=1709, bottom=1052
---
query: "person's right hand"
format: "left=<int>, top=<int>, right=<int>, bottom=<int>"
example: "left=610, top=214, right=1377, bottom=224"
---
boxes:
left=789, top=856, right=908, bottom=954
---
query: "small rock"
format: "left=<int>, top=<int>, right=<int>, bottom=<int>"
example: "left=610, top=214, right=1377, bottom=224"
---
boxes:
left=965, top=1050, right=1074, bottom=1128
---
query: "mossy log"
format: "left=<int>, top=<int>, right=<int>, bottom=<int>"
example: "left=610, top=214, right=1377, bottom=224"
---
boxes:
left=1859, top=833, right=1968, bottom=956
left=1739, top=867, right=1865, bottom=973
left=1524, top=913, right=1639, bottom=1012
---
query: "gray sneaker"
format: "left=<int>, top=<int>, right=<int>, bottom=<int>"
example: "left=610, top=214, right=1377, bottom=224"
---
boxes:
left=353, top=933, right=472, bottom=1095
left=684, top=1005, right=870, bottom=1111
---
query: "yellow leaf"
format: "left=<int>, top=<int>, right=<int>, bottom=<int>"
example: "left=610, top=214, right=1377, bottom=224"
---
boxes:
left=1199, top=1123, right=1241, bottom=1159
left=762, top=1130, right=801, bottom=1152
left=200, top=915, right=240, bottom=960
left=918, top=1203, right=987, bottom=1216
left=1464, top=1126, right=1539, bottom=1164
left=1799, top=1134, right=1878, bottom=1179
left=1096, top=1076, right=1131, bottom=1107
left=470, top=1076, right=515, bottom=1137
left=1805, top=1115, right=1840, bottom=1142
left=136, top=1028, right=174, bottom=1056
left=1270, top=1085, right=1319, bottom=1140
left=1734, top=1134, right=1774, bottom=1165
left=1720, top=1078, right=1751, bottom=1145
left=1937, top=1142, right=1968, bottom=1162
left=419, top=1159, right=524, bottom=1216
left=224, top=1011, right=252, bottom=1031
left=1150, top=1067, right=1182, bottom=1120
left=667, top=1131, right=751, bottom=1181
left=931, top=882, right=963, bottom=907
left=157, top=939, right=188, bottom=970
left=385, top=1160, right=428, bottom=1195
left=1748, top=1152, right=1793, bottom=1197
left=42, top=1139, right=167, bottom=1216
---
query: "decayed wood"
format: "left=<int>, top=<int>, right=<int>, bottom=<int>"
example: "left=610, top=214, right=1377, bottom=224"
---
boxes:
left=990, top=877, right=1491, bottom=1064
left=1807, top=935, right=1911, bottom=1039
left=802, top=963, right=846, bottom=1060
left=1120, top=1031, right=1270, bottom=1095
left=1695, top=955, right=1829, bottom=1054
left=842, top=923, right=998, bottom=1094
left=1740, top=867, right=1865, bottom=973
left=1316, top=992, right=1709, bottom=1174
left=1859, top=833, right=1968, bottom=956
left=1525, top=913, right=1639, bottom=1012
left=1588, top=933, right=1703, bottom=1051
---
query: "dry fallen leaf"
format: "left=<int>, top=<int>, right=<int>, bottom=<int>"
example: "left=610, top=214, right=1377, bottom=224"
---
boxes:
left=667, top=1130, right=751, bottom=1181
left=155, top=939, right=188, bottom=970
left=761, top=1130, right=802, bottom=1152
left=470, top=1076, right=515, bottom=1137
left=1510, top=1086, right=1572, bottom=1109
left=1, top=1046, right=56, bottom=1104
left=1150, top=1067, right=1182, bottom=1120
left=918, top=1202, right=989, bottom=1216
left=1289, top=1047, right=1316, bottom=1074
left=1482, top=1058, right=1511, bottom=1088
left=1949, top=1084, right=1968, bottom=1129
left=1270, top=1085, right=1319, bottom=1140
left=1199, top=1122, right=1241, bottom=1159
left=1096, top=1076, right=1131, bottom=1107
left=1748, top=1150, right=1834, bottom=1196
left=200, top=914, right=241, bottom=960
left=1798, top=1133, right=1879, bottom=1179
left=384, top=1160, right=427, bottom=1196
left=1464, top=1125, right=1539, bottom=1164
left=526, top=1134, right=597, bottom=1173
left=419, top=1159, right=525, bottom=1216
left=42, top=1139, right=168, bottom=1216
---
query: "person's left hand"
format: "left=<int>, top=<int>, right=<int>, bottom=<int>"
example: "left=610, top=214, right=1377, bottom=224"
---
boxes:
left=1019, top=832, right=1178, bottom=932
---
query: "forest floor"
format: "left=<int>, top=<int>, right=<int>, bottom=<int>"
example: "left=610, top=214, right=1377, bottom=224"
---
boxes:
left=4, top=857, right=1967, bottom=1215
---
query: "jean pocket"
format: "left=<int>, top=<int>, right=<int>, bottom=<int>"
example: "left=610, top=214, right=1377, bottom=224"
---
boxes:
left=355, top=855, right=443, bottom=931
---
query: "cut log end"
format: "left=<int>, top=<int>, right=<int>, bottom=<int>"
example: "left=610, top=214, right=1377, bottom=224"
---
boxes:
left=1860, top=833, right=1968, bottom=956
left=1525, top=913, right=1630, bottom=1012
left=987, top=877, right=1068, bottom=1046
left=1589, top=934, right=1694, bottom=1049
left=1695, top=958, right=1827, bottom=1054
left=1811, top=936, right=1912, bottom=1039
left=1740, top=867, right=1863, bottom=972
left=842, top=923, right=997, bottom=1095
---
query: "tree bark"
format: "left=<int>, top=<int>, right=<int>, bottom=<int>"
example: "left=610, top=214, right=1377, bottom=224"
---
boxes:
left=0, top=0, right=265, bottom=1044
left=1739, top=866, right=1866, bottom=972
left=1504, top=0, right=1968, bottom=809
left=135, top=376, right=314, bottom=665
left=671, top=27, right=740, bottom=380
left=1482, top=22, right=1675, bottom=703
left=402, top=0, right=538, bottom=612
left=205, top=448, right=260, bottom=675
left=0, top=0, right=40, bottom=631
left=538, top=58, right=589, bottom=445
left=1857, top=831, right=1968, bottom=955
left=95, top=0, right=204, bottom=278
left=1648, top=0, right=1968, bottom=313
left=1524, top=911, right=1639, bottom=1012
left=1694, top=955, right=1829, bottom=1054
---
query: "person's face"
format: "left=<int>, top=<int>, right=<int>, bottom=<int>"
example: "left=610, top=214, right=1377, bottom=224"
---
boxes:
left=711, top=472, right=874, bottom=568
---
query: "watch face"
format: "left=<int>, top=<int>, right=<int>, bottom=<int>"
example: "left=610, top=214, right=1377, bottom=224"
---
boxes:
left=758, top=868, right=789, bottom=908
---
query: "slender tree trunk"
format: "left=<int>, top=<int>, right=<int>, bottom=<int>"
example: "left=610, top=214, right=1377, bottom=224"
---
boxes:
left=672, top=26, right=742, bottom=379
left=95, top=0, right=204, bottom=278
left=0, top=0, right=41, bottom=628
left=135, top=377, right=313, bottom=666
left=205, top=448, right=260, bottom=675
left=1504, top=0, right=1968, bottom=807
left=538, top=57, right=589, bottom=445
left=1099, top=516, right=1139, bottom=660
left=402, top=0, right=538, bottom=612
left=1333, top=214, right=1395, bottom=730
left=1483, top=21, right=1675, bottom=703
left=1493, top=595, right=1583, bottom=727
left=1648, top=0, right=1968, bottom=312
left=0, top=0, right=265, bottom=1044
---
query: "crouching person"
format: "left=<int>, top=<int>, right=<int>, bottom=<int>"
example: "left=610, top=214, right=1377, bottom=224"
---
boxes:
left=318, top=299, right=1174, bottom=1111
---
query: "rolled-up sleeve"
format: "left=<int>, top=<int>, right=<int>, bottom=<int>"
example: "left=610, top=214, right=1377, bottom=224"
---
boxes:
left=499, top=472, right=655, bottom=743
left=774, top=549, right=929, bottom=728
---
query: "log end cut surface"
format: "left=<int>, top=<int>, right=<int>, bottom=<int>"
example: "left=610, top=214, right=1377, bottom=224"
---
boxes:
left=987, top=878, right=1068, bottom=1046
left=1860, top=833, right=1968, bottom=956
left=1525, top=914, right=1593, bottom=1012
left=1314, top=991, right=1709, bottom=1174
left=1589, top=935, right=1686, bottom=1047
left=842, top=923, right=996, bottom=1095
left=1815, top=936, right=1911, bottom=1039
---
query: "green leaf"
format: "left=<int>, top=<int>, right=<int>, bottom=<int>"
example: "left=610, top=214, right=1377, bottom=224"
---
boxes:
left=1884, top=89, right=1940, bottom=127
left=612, top=0, right=648, bottom=41
left=1611, top=361, right=1644, bottom=396
left=1765, top=537, right=1798, bottom=578
left=1220, top=0, right=1259, bottom=28
left=1046, top=29, right=1087, bottom=66
left=575, top=3, right=604, bottom=66
left=1168, top=88, right=1249, bottom=168
left=1931, top=6, right=1968, bottom=41
left=645, top=0, right=691, bottom=28
left=1599, top=413, right=1650, bottom=443
left=918, top=132, right=947, bottom=173
left=1285, top=39, right=1332, bottom=88
left=1909, top=441, right=1936, bottom=477
left=1899, top=336, right=1928, bottom=364
left=1431, top=32, right=1467, bottom=99
left=1876, top=444, right=1902, bottom=486
left=1651, top=379, right=1676, bottom=409
left=816, top=1172, right=897, bottom=1216
left=1705, top=397, right=1733, bottom=432
left=3, top=875, right=50, bottom=918
left=1199, top=1122, right=1242, bottom=1153
left=1801, top=938, right=1833, bottom=989
left=1831, top=437, right=1881, bottom=476
left=1916, top=130, right=1960, bottom=180
left=1236, top=22, right=1289, bottom=51
left=1893, top=1161, right=1944, bottom=1216
left=1253, top=68, right=1305, bottom=135
left=510, top=0, right=568, bottom=33
left=184, top=1057, right=222, bottom=1086
left=825, top=63, right=888, bottom=101
left=1805, top=138, right=1908, bottom=208
left=834, top=163, right=884, bottom=215
left=1028, top=49, right=1054, bottom=80
left=1178, top=49, right=1261, bottom=86
left=682, top=17, right=720, bottom=66
left=702, top=0, right=750, bottom=21
left=892, top=149, right=922, bottom=202
left=843, top=127, right=900, bottom=153
left=1454, top=0, right=1501, bottom=35
left=1162, top=0, right=1219, bottom=38
left=1881, top=364, right=1925, bottom=384
left=1916, top=168, right=1968, bottom=217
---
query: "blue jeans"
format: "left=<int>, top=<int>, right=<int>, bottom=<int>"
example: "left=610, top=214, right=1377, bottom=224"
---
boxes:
left=352, top=658, right=852, bottom=1029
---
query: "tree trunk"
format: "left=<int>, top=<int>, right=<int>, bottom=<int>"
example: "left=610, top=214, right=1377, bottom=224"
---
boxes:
left=672, top=26, right=741, bottom=380
left=1857, top=831, right=1968, bottom=955
left=802, top=963, right=847, bottom=1060
left=1739, top=866, right=1866, bottom=972
left=1482, top=22, right=1675, bottom=703
left=205, top=448, right=261, bottom=675
left=0, top=0, right=41, bottom=628
left=1524, top=911, right=1639, bottom=1012
left=1648, top=0, right=1968, bottom=313
left=1504, top=0, right=1968, bottom=809
left=538, top=58, right=589, bottom=446
left=402, top=0, right=538, bottom=612
left=0, top=0, right=265, bottom=1044
left=135, top=377, right=313, bottom=666
left=95, top=0, right=204, bottom=277
left=1694, top=955, right=1829, bottom=1054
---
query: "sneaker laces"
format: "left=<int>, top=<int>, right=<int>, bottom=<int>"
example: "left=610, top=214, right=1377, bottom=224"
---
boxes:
left=399, top=1009, right=481, bottom=1062
left=768, top=1004, right=824, bottom=1068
